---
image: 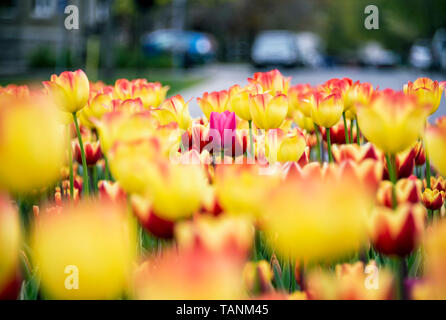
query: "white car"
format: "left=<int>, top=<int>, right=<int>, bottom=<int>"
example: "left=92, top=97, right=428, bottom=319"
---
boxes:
left=251, top=31, right=299, bottom=68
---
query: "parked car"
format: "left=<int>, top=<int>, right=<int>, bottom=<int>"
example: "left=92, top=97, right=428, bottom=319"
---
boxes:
left=433, top=29, right=446, bottom=70
left=409, top=39, right=433, bottom=69
left=294, top=32, right=325, bottom=68
left=141, top=29, right=217, bottom=67
left=251, top=30, right=299, bottom=68
left=358, top=42, right=400, bottom=68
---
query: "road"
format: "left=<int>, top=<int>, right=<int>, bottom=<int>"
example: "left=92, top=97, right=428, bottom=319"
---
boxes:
left=180, top=64, right=446, bottom=120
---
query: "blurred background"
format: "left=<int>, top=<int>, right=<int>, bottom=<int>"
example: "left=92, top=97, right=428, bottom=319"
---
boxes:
left=1, top=0, right=446, bottom=117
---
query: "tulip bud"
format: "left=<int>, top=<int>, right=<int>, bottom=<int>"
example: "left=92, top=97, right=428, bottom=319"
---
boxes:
left=422, top=189, right=445, bottom=211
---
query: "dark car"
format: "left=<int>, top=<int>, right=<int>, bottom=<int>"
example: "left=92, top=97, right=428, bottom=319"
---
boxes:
left=141, top=29, right=217, bottom=68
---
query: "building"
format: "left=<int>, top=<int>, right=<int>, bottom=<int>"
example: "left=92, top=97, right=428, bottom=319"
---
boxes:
left=0, top=0, right=110, bottom=74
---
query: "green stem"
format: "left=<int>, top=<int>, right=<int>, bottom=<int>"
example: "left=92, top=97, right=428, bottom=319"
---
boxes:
left=314, top=123, right=322, bottom=163
left=104, top=155, right=112, bottom=181
left=349, top=119, right=354, bottom=143
left=72, top=112, right=90, bottom=195
left=355, top=117, right=361, bottom=146
left=386, top=154, right=398, bottom=209
left=249, top=120, right=254, bottom=162
left=342, top=112, right=350, bottom=144
left=326, top=127, right=333, bottom=163
left=67, top=125, right=74, bottom=201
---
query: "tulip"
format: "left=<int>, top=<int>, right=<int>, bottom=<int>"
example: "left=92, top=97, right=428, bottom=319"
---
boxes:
left=424, top=176, right=446, bottom=193
left=229, top=85, right=252, bottom=121
left=309, top=89, right=344, bottom=162
left=425, top=121, right=446, bottom=176
left=0, top=96, right=66, bottom=193
left=320, top=121, right=356, bottom=145
left=96, top=111, right=157, bottom=154
left=43, top=70, right=90, bottom=113
left=309, top=89, right=344, bottom=129
left=292, top=110, right=314, bottom=132
left=357, top=89, right=430, bottom=155
left=114, top=79, right=169, bottom=109
left=332, top=143, right=380, bottom=164
left=98, top=180, right=126, bottom=203
left=209, top=111, right=237, bottom=156
left=262, top=171, right=371, bottom=262
left=108, top=138, right=161, bottom=194
left=73, top=139, right=102, bottom=166
left=133, top=247, right=246, bottom=300
left=422, top=189, right=445, bottom=211
left=412, top=221, right=446, bottom=299
left=265, top=128, right=307, bottom=163
left=78, top=90, right=114, bottom=128
left=0, top=195, right=21, bottom=300
left=376, top=177, right=422, bottom=209
left=369, top=204, right=426, bottom=257
left=215, top=164, right=279, bottom=220
left=248, top=69, right=291, bottom=95
left=154, top=95, right=192, bottom=131
left=142, top=161, right=208, bottom=222
left=249, top=93, right=288, bottom=130
left=306, top=261, right=394, bottom=300
left=0, top=84, right=30, bottom=99
left=197, top=90, right=231, bottom=120
left=131, top=194, right=175, bottom=239
left=404, top=78, right=446, bottom=115
left=288, top=84, right=313, bottom=118
left=243, top=261, right=274, bottom=296
left=175, top=215, right=254, bottom=257
left=32, top=201, right=136, bottom=299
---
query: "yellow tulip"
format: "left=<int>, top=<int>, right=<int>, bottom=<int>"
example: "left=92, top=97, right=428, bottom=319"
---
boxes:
left=262, top=171, right=371, bottom=262
left=32, top=201, right=136, bottom=300
left=309, top=89, right=344, bottom=128
left=249, top=93, right=288, bottom=130
left=197, top=90, right=231, bottom=120
left=357, top=89, right=430, bottom=155
left=425, top=120, right=446, bottom=176
left=404, top=78, right=446, bottom=115
left=96, top=111, right=157, bottom=154
left=43, top=70, right=90, bottom=113
left=154, top=94, right=192, bottom=130
left=143, top=161, right=209, bottom=221
left=293, top=109, right=315, bottom=132
left=229, top=85, right=252, bottom=121
left=108, top=138, right=161, bottom=194
left=114, top=79, right=169, bottom=109
left=288, top=84, right=313, bottom=117
left=265, top=128, right=307, bottom=163
left=0, top=96, right=66, bottom=193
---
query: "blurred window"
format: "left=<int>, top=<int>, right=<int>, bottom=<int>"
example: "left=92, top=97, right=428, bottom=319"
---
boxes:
left=0, top=0, right=17, bottom=18
left=31, top=0, right=57, bottom=19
